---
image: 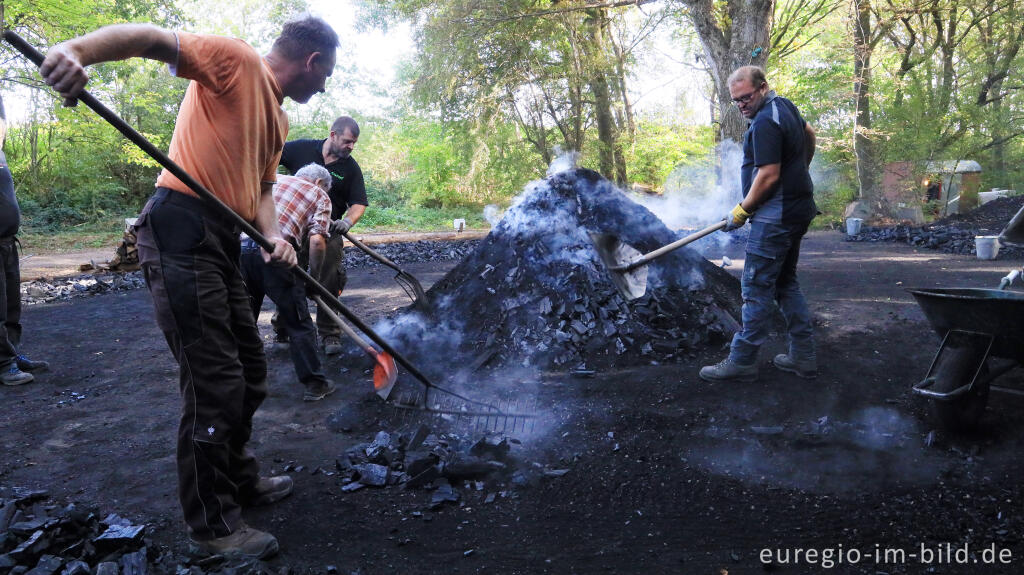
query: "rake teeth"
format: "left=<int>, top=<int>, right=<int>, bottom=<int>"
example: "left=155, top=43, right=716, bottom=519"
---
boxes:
left=389, top=392, right=537, bottom=435
left=395, top=272, right=430, bottom=309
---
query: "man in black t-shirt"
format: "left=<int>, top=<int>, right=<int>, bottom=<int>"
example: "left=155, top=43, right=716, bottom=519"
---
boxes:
left=279, top=116, right=368, bottom=354
left=0, top=94, right=49, bottom=386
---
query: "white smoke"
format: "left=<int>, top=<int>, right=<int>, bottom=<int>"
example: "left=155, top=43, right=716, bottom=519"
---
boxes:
left=546, top=148, right=580, bottom=177
left=483, top=204, right=503, bottom=227
left=633, top=140, right=744, bottom=234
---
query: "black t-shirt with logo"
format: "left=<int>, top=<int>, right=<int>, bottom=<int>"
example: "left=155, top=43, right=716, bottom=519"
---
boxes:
left=280, top=138, right=368, bottom=220
left=740, top=92, right=816, bottom=226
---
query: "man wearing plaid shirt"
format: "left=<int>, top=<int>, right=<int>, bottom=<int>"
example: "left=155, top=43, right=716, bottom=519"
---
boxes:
left=241, top=163, right=336, bottom=401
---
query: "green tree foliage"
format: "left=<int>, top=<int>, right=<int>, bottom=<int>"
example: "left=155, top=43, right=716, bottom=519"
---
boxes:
left=9, top=0, right=1024, bottom=235
left=625, top=116, right=714, bottom=186
left=1, top=0, right=185, bottom=229
left=364, top=0, right=672, bottom=184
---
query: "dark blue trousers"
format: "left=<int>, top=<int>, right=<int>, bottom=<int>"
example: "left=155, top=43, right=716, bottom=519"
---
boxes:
left=240, top=238, right=328, bottom=389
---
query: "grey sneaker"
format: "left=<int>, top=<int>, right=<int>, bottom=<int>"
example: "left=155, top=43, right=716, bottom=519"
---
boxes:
left=699, top=358, right=758, bottom=382
left=303, top=381, right=337, bottom=402
left=1, top=365, right=34, bottom=386
left=322, top=335, right=342, bottom=356
left=189, top=522, right=279, bottom=559
left=245, top=475, right=294, bottom=506
left=772, top=353, right=818, bottom=378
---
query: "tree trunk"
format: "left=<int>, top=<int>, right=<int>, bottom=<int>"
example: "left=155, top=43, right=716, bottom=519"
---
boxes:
left=609, top=24, right=636, bottom=141
left=585, top=9, right=626, bottom=183
left=853, top=0, right=878, bottom=205
left=684, top=0, right=774, bottom=143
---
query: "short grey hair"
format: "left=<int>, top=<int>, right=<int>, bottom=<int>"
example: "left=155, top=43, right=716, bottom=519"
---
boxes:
left=331, top=115, right=360, bottom=138
left=295, top=163, right=331, bottom=188
left=728, top=65, right=767, bottom=88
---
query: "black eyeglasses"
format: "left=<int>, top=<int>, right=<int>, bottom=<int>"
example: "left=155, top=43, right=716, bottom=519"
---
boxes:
left=731, top=84, right=764, bottom=106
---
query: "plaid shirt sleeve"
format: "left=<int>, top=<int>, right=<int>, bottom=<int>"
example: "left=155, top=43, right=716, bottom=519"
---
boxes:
left=273, top=175, right=324, bottom=244
left=308, top=189, right=332, bottom=238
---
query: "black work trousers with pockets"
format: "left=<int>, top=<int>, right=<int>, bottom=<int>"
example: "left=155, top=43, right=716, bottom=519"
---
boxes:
left=135, top=187, right=267, bottom=541
left=0, top=235, right=22, bottom=370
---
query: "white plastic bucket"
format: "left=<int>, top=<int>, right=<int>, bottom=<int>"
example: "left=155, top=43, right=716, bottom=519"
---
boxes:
left=846, top=218, right=863, bottom=235
left=976, top=236, right=1000, bottom=260
left=979, top=190, right=1008, bottom=205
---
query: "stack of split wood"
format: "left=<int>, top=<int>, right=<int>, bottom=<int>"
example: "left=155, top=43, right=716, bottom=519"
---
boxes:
left=91, top=217, right=140, bottom=273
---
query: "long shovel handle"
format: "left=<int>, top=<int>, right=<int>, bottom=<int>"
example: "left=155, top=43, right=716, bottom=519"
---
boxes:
left=1, top=29, right=453, bottom=396
left=312, top=295, right=370, bottom=351
left=618, top=220, right=727, bottom=272
left=342, top=231, right=403, bottom=271
left=343, top=231, right=429, bottom=306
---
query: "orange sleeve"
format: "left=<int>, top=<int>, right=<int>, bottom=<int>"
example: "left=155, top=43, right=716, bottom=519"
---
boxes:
left=263, top=149, right=282, bottom=184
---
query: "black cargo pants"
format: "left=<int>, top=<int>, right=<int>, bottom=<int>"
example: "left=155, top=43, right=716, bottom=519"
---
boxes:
left=135, top=188, right=267, bottom=541
left=0, top=235, right=22, bottom=370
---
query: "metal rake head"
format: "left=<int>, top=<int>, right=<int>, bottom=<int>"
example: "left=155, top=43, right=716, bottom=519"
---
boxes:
left=395, top=270, right=429, bottom=308
left=390, top=390, right=537, bottom=436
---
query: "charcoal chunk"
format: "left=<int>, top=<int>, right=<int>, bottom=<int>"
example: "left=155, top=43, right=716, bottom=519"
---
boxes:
left=26, top=556, right=63, bottom=575
left=94, top=562, right=118, bottom=575
left=118, top=549, right=147, bottom=575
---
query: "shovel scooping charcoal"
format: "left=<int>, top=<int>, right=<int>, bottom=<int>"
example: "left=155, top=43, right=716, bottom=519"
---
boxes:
left=590, top=220, right=727, bottom=300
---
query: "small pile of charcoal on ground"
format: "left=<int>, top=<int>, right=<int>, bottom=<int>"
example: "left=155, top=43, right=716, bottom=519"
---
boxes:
left=846, top=195, right=1024, bottom=258
left=21, top=274, right=148, bottom=306
left=342, top=239, right=480, bottom=270
left=19, top=240, right=481, bottom=306
left=0, top=488, right=266, bottom=575
left=370, top=168, right=741, bottom=374
left=335, top=425, right=560, bottom=508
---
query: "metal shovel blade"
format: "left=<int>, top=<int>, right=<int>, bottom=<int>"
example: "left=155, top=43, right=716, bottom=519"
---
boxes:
left=590, top=233, right=648, bottom=300
left=372, top=349, right=399, bottom=400
left=1000, top=202, right=1024, bottom=246
left=314, top=295, right=399, bottom=399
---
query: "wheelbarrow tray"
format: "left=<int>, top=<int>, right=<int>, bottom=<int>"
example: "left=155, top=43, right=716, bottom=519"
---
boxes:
left=908, top=287, right=1024, bottom=361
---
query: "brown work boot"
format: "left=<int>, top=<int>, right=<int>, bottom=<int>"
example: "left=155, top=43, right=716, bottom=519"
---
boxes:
left=772, top=353, right=818, bottom=379
left=699, top=358, right=757, bottom=382
left=188, top=522, right=278, bottom=559
left=303, top=381, right=337, bottom=402
left=244, top=475, right=294, bottom=507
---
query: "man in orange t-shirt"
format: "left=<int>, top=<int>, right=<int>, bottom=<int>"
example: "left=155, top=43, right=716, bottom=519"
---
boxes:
left=39, top=16, right=338, bottom=559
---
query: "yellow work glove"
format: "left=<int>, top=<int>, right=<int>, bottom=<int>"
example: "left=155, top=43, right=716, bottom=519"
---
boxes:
left=724, top=203, right=753, bottom=231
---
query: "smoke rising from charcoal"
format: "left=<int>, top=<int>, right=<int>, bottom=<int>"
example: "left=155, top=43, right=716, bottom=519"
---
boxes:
left=547, top=148, right=580, bottom=176
left=634, top=140, right=744, bottom=231
left=684, top=407, right=949, bottom=494
left=483, top=204, right=502, bottom=226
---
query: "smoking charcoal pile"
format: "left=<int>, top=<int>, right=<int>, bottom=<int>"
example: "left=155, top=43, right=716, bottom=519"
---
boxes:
left=372, top=169, right=742, bottom=373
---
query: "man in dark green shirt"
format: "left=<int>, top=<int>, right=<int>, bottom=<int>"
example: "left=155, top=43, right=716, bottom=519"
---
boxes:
left=279, top=116, right=367, bottom=354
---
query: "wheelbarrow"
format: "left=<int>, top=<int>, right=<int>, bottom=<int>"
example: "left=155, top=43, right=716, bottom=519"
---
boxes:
left=908, top=270, right=1024, bottom=430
